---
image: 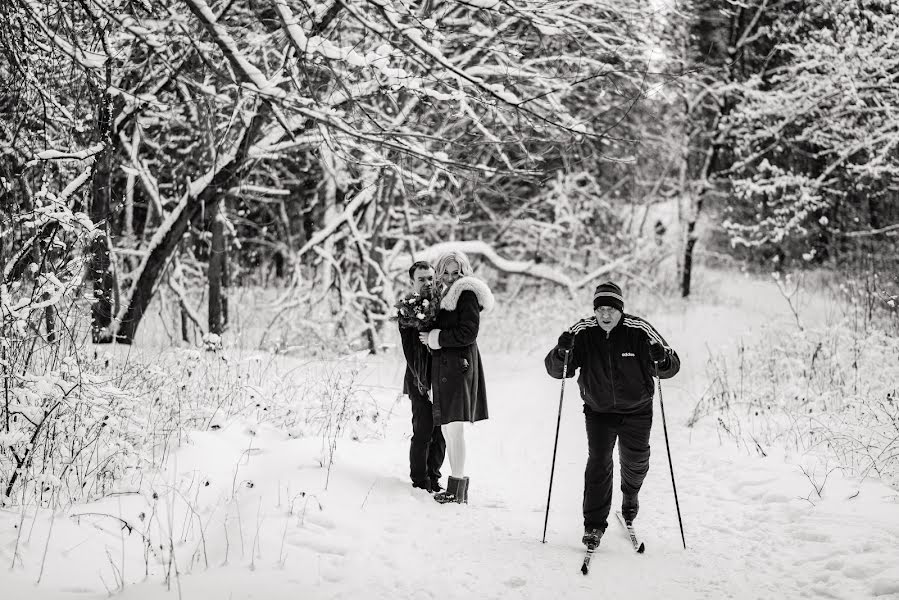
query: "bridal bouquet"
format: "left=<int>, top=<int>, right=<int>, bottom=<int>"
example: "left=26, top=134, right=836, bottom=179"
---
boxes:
left=392, top=286, right=439, bottom=330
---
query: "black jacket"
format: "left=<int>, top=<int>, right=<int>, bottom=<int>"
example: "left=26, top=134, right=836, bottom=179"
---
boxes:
left=544, top=314, right=680, bottom=414
left=400, top=324, right=431, bottom=399
left=431, top=289, right=489, bottom=425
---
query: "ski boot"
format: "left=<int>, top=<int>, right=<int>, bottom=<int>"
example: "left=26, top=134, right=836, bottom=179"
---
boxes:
left=581, top=527, right=604, bottom=549
left=621, top=493, right=639, bottom=524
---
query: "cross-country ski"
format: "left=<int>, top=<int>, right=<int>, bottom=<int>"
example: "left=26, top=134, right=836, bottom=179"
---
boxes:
left=617, top=511, right=646, bottom=553
left=581, top=543, right=598, bottom=575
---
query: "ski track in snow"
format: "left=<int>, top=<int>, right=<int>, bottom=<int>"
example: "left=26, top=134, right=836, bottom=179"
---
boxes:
left=3, top=281, right=899, bottom=599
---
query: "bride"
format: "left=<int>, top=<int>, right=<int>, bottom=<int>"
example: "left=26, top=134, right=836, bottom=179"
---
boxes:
left=418, top=250, right=494, bottom=504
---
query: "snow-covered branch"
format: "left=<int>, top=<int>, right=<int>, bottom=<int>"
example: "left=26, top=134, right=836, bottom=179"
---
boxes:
left=839, top=223, right=899, bottom=238
left=415, top=241, right=636, bottom=294
left=295, top=184, right=379, bottom=260
left=29, top=144, right=105, bottom=164
left=182, top=0, right=281, bottom=96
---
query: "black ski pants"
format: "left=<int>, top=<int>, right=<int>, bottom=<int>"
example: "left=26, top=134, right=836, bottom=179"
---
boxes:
left=409, top=387, right=446, bottom=487
left=583, top=408, right=652, bottom=531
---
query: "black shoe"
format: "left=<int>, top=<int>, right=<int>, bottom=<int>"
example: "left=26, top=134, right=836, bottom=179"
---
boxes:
left=582, top=527, right=603, bottom=548
left=622, top=494, right=639, bottom=523
left=412, top=481, right=432, bottom=492
left=430, top=479, right=443, bottom=493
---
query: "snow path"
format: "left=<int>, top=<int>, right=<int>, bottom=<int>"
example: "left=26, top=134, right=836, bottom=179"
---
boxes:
left=3, top=275, right=899, bottom=599
left=4, top=350, right=899, bottom=599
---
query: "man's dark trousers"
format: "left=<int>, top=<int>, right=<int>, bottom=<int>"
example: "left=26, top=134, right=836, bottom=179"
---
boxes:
left=409, top=386, right=445, bottom=488
left=583, top=408, right=652, bottom=531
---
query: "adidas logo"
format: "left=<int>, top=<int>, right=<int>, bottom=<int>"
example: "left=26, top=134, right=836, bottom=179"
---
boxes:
left=621, top=352, right=636, bottom=357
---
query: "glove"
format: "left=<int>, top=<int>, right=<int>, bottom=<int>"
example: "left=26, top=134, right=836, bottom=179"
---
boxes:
left=557, top=331, right=575, bottom=352
left=649, top=343, right=667, bottom=364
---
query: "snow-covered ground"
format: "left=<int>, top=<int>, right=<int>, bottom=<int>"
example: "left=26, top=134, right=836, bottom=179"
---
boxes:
left=3, top=272, right=899, bottom=599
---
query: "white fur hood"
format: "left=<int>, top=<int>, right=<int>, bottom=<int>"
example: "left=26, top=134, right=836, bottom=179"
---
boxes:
left=440, top=276, right=495, bottom=314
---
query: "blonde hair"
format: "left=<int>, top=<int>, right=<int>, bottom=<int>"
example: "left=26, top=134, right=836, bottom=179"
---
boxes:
left=434, top=250, right=473, bottom=280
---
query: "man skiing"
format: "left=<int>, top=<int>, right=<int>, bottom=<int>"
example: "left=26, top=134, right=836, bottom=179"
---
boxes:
left=544, top=281, right=680, bottom=549
left=398, top=261, right=446, bottom=492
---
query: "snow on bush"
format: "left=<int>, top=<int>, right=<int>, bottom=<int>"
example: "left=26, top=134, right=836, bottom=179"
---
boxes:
left=0, top=345, right=382, bottom=508
left=693, top=307, right=899, bottom=488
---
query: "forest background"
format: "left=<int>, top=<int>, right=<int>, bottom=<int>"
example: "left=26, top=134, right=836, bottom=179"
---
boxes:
left=1, top=0, right=898, bottom=523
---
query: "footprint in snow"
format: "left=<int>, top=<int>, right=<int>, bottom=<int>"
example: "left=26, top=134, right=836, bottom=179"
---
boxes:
left=760, top=492, right=791, bottom=503
left=304, top=511, right=336, bottom=530
left=870, top=578, right=899, bottom=596
left=730, top=478, right=778, bottom=494
left=842, top=563, right=879, bottom=580
left=792, top=529, right=831, bottom=543
left=287, top=530, right=348, bottom=557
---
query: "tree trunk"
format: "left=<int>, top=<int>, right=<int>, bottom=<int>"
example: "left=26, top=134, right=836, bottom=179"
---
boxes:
left=181, top=306, right=191, bottom=344
left=316, top=147, right=343, bottom=293
left=89, top=39, right=120, bottom=343
left=124, top=123, right=139, bottom=239
left=678, top=0, right=741, bottom=297
left=208, top=197, right=228, bottom=335
left=681, top=204, right=700, bottom=298
left=30, top=235, right=57, bottom=343
left=44, top=292, right=55, bottom=343
left=90, top=143, right=115, bottom=343
left=114, top=105, right=268, bottom=344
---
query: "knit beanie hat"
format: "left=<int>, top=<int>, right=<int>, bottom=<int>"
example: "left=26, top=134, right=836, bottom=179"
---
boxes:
left=593, top=281, right=624, bottom=312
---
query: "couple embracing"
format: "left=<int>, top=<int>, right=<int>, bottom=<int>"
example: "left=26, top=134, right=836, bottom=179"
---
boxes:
left=397, top=250, right=493, bottom=505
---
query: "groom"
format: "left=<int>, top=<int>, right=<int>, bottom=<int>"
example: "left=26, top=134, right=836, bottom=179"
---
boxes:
left=398, top=261, right=446, bottom=492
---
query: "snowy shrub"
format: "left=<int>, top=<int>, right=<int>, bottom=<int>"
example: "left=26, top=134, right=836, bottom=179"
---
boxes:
left=829, top=266, right=899, bottom=337
left=693, top=311, right=899, bottom=488
left=139, top=283, right=367, bottom=357
left=202, top=332, right=223, bottom=352
left=1, top=336, right=382, bottom=507
left=0, top=358, right=143, bottom=506
left=505, top=170, right=632, bottom=268
left=1, top=198, right=99, bottom=506
left=107, top=350, right=384, bottom=453
left=298, top=365, right=380, bottom=488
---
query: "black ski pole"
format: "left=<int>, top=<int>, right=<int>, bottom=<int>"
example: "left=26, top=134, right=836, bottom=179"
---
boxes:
left=656, top=364, right=686, bottom=549
left=542, top=349, right=569, bottom=544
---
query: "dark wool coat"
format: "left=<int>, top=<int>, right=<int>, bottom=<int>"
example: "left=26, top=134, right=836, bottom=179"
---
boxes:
left=428, top=277, right=494, bottom=425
